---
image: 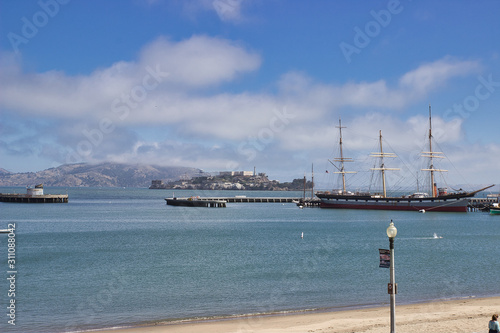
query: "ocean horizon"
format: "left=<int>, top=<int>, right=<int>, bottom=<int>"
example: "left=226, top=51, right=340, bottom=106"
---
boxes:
left=0, top=187, right=499, bottom=333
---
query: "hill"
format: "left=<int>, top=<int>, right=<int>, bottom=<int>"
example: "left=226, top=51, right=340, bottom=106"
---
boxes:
left=0, top=168, right=12, bottom=175
left=0, top=163, right=201, bottom=188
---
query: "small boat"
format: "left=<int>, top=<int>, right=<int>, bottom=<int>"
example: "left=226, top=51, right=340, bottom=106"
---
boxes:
left=490, top=203, right=500, bottom=215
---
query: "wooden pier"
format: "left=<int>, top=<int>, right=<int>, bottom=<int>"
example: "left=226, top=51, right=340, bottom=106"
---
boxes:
left=0, top=193, right=69, bottom=203
left=0, top=184, right=68, bottom=203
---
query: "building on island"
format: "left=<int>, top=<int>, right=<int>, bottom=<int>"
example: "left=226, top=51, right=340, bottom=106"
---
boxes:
left=219, top=171, right=255, bottom=177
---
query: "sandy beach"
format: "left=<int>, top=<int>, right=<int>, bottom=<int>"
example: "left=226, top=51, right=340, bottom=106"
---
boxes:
left=97, top=296, right=499, bottom=333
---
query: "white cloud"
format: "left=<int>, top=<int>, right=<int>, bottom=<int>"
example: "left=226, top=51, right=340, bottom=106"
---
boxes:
left=278, top=57, right=482, bottom=111
left=277, top=112, right=465, bottom=155
left=138, top=35, right=260, bottom=87
left=177, top=0, right=248, bottom=23
left=212, top=0, right=245, bottom=22
left=399, top=57, right=481, bottom=96
left=0, top=35, right=261, bottom=118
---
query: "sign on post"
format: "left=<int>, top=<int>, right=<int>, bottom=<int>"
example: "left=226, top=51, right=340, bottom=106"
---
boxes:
left=379, top=249, right=390, bottom=268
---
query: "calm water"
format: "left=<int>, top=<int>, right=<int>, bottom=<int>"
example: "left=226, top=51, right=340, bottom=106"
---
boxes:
left=0, top=187, right=499, bottom=333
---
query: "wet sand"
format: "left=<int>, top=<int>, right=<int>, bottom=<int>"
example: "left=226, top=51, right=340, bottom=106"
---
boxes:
left=96, top=296, right=499, bottom=333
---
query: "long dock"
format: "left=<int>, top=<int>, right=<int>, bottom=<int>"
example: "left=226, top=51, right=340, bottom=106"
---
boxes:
left=195, top=197, right=321, bottom=205
left=166, top=196, right=321, bottom=207
left=200, top=197, right=298, bottom=203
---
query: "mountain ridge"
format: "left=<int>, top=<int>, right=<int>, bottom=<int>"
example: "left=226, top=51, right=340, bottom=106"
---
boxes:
left=0, top=163, right=201, bottom=188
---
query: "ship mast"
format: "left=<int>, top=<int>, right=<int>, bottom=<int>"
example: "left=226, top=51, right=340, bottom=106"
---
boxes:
left=311, top=163, right=314, bottom=199
left=421, top=105, right=447, bottom=197
left=370, top=130, right=399, bottom=198
left=330, top=118, right=356, bottom=194
left=428, top=105, right=435, bottom=196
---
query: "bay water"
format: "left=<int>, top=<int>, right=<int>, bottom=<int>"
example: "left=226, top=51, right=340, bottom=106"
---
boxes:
left=0, top=187, right=498, bottom=332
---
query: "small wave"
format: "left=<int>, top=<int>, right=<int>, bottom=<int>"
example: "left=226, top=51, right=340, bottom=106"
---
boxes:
left=65, top=325, right=135, bottom=333
left=400, top=235, right=443, bottom=240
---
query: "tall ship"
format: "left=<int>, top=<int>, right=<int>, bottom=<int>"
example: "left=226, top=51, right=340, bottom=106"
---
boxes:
left=316, top=107, right=493, bottom=212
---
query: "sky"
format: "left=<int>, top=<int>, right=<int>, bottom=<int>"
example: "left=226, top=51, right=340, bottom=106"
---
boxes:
left=0, top=0, right=499, bottom=190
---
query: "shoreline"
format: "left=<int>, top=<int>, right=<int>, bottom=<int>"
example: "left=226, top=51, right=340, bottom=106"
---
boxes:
left=91, top=296, right=500, bottom=333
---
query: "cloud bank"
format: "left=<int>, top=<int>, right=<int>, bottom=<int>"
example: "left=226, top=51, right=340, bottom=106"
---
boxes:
left=1, top=35, right=496, bottom=184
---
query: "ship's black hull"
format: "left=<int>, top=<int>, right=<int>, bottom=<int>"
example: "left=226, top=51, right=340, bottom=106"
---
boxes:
left=316, top=193, right=472, bottom=212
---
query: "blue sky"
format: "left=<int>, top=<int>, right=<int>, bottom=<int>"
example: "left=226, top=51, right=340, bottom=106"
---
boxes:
left=0, top=0, right=499, bottom=190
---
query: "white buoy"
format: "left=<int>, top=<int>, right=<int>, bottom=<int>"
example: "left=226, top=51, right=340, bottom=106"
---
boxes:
left=419, top=209, right=426, bottom=213
left=301, top=232, right=304, bottom=239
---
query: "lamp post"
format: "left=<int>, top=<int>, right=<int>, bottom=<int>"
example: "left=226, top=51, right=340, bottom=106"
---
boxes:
left=386, top=220, right=397, bottom=333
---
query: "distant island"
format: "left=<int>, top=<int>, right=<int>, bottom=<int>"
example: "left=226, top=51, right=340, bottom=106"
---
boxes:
left=150, top=170, right=313, bottom=191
